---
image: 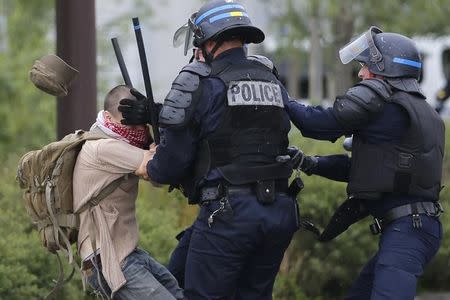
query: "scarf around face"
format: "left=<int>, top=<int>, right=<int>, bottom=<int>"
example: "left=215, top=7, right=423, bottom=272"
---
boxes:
left=92, top=111, right=150, bottom=149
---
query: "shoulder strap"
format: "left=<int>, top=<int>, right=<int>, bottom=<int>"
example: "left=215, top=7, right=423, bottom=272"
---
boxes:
left=77, top=176, right=126, bottom=214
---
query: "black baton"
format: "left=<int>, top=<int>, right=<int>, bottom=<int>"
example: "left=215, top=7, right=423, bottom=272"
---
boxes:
left=111, top=37, right=133, bottom=87
left=132, top=17, right=160, bottom=144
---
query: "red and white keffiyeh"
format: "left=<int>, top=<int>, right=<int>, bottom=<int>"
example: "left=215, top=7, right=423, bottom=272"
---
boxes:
left=93, top=111, right=150, bottom=149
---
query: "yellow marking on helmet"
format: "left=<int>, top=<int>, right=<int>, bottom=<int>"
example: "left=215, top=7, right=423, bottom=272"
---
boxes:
left=229, top=11, right=244, bottom=17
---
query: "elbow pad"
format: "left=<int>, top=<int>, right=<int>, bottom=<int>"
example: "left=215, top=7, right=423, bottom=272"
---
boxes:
left=159, top=60, right=211, bottom=128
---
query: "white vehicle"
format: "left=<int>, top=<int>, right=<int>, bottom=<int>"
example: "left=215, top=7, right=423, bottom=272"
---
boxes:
left=414, top=36, right=450, bottom=116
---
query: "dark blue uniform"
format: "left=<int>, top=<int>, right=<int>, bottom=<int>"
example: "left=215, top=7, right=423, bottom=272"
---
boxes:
left=148, top=48, right=298, bottom=299
left=285, top=99, right=442, bottom=299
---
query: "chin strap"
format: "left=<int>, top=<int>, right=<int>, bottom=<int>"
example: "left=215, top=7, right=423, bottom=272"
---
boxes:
left=189, top=49, right=195, bottom=63
left=202, top=39, right=224, bottom=64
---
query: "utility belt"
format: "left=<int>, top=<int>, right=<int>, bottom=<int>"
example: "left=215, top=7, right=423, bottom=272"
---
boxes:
left=370, top=201, right=444, bottom=235
left=197, top=146, right=318, bottom=231
left=200, top=179, right=294, bottom=228
left=199, top=179, right=288, bottom=206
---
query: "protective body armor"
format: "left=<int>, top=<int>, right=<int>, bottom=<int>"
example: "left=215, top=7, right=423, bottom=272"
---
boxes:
left=340, top=80, right=445, bottom=201
left=204, top=58, right=290, bottom=182
left=160, top=60, right=211, bottom=128
left=161, top=57, right=291, bottom=203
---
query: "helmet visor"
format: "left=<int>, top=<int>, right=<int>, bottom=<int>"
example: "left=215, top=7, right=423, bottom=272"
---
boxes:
left=173, top=13, right=200, bottom=56
left=173, top=23, right=188, bottom=48
left=173, top=22, right=194, bottom=56
left=339, top=26, right=383, bottom=64
left=339, top=32, right=370, bottom=65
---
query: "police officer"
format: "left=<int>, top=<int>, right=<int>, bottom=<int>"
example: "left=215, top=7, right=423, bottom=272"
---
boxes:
left=287, top=26, right=444, bottom=299
left=120, top=0, right=298, bottom=299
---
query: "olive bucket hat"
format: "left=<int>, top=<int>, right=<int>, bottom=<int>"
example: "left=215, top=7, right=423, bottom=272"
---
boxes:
left=29, top=54, right=79, bottom=97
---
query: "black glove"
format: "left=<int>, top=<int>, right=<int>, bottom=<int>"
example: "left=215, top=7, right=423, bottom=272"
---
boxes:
left=118, top=88, right=151, bottom=125
left=299, top=155, right=318, bottom=176
left=279, top=147, right=318, bottom=175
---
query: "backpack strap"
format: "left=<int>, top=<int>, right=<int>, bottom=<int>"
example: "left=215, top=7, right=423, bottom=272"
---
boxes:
left=43, top=207, right=80, bottom=299
left=77, top=175, right=126, bottom=214
left=76, top=175, right=126, bottom=258
left=45, top=182, right=74, bottom=260
left=77, top=175, right=126, bottom=289
left=45, top=252, right=77, bottom=300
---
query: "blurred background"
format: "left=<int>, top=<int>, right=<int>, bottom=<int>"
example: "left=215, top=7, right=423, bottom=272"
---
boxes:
left=1, top=0, right=450, bottom=299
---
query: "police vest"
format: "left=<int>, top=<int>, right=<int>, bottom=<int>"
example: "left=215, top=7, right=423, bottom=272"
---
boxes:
left=192, top=59, right=291, bottom=196
left=348, top=90, right=445, bottom=201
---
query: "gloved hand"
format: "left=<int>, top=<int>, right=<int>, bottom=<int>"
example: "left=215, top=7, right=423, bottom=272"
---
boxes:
left=299, top=155, right=318, bottom=176
left=280, top=147, right=318, bottom=175
left=119, top=88, right=151, bottom=125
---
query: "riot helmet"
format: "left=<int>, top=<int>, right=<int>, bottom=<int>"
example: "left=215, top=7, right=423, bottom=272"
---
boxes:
left=339, top=26, right=422, bottom=79
left=173, top=0, right=264, bottom=57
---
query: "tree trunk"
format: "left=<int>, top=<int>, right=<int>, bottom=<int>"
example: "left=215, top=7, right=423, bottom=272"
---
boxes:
left=56, top=0, right=97, bottom=139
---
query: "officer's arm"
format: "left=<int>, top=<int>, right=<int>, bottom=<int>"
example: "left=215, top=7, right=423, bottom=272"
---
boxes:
left=146, top=127, right=198, bottom=184
left=284, top=90, right=349, bottom=142
left=147, top=80, right=221, bottom=184
left=145, top=61, right=211, bottom=184
left=332, top=79, right=390, bottom=131
left=147, top=66, right=220, bottom=185
left=313, top=154, right=351, bottom=182
left=286, top=79, right=391, bottom=140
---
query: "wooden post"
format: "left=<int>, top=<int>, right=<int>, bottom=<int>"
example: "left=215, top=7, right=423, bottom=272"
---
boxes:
left=56, top=0, right=96, bottom=139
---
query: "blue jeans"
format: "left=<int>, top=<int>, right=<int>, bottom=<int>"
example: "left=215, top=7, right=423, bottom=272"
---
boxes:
left=183, top=191, right=299, bottom=300
left=87, top=248, right=185, bottom=300
left=345, top=215, right=442, bottom=300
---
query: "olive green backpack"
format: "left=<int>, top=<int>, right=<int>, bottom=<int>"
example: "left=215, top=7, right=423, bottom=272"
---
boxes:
left=16, top=129, right=124, bottom=298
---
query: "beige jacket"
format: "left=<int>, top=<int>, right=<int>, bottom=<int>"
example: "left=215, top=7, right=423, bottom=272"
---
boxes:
left=73, top=138, right=146, bottom=294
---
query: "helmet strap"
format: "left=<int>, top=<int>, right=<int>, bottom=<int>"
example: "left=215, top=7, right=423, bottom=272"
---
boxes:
left=366, top=27, right=385, bottom=72
left=202, top=39, right=224, bottom=64
left=189, top=49, right=195, bottom=63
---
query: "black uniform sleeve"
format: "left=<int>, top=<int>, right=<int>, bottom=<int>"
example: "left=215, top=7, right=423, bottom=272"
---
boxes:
left=314, top=154, right=351, bottom=182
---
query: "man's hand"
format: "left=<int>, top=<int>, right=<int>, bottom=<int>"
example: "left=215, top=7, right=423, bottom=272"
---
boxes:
left=119, top=88, right=151, bottom=125
left=135, top=143, right=158, bottom=179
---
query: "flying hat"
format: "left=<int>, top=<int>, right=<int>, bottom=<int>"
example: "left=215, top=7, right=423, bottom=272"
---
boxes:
left=29, top=54, right=79, bottom=97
